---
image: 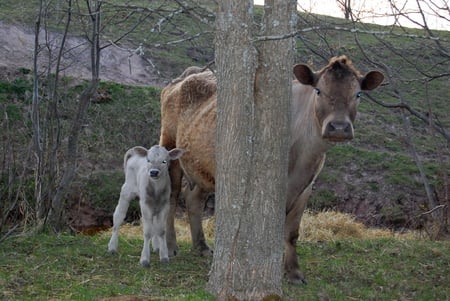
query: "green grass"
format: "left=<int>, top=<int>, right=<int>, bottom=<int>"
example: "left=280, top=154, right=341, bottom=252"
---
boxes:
left=0, top=233, right=449, bottom=300
left=0, top=233, right=214, bottom=301
left=287, top=239, right=450, bottom=300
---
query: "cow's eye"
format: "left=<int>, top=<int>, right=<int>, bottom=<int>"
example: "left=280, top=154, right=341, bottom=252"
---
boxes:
left=162, top=160, right=167, bottom=164
left=356, top=91, right=362, bottom=98
left=314, top=88, right=321, bottom=95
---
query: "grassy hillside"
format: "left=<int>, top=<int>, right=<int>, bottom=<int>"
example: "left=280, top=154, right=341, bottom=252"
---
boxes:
left=1, top=216, right=449, bottom=300
left=0, top=0, right=449, bottom=233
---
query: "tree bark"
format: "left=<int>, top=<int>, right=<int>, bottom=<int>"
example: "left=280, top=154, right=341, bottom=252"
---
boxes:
left=207, top=1, right=296, bottom=300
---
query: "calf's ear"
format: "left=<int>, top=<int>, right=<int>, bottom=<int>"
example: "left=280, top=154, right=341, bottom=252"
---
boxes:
left=293, top=64, right=317, bottom=86
left=168, top=148, right=184, bottom=161
left=361, top=71, right=384, bottom=91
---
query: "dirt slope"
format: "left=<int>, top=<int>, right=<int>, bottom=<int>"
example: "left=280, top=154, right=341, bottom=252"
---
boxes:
left=0, top=21, right=164, bottom=86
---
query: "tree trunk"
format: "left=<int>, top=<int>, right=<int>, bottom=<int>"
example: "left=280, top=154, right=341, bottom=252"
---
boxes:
left=207, top=1, right=296, bottom=300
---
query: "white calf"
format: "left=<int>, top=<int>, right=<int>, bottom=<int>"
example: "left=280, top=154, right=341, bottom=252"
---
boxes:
left=108, top=145, right=183, bottom=267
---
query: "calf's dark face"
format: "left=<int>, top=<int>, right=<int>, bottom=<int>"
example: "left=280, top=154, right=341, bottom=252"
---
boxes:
left=146, top=146, right=184, bottom=179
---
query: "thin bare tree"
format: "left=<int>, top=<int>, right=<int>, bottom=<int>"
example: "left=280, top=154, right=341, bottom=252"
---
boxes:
left=31, top=0, right=102, bottom=231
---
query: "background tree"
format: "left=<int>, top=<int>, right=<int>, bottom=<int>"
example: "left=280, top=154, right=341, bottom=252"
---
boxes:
left=31, top=0, right=103, bottom=231
left=207, top=0, right=296, bottom=299
left=337, top=0, right=352, bottom=20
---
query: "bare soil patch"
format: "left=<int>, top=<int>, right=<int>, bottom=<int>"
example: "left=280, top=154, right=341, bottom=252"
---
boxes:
left=0, top=21, right=164, bottom=86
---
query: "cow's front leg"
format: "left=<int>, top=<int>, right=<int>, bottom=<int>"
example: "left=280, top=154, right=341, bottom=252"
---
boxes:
left=108, top=184, right=133, bottom=253
left=284, top=187, right=310, bottom=284
left=166, top=160, right=182, bottom=256
left=186, top=185, right=212, bottom=256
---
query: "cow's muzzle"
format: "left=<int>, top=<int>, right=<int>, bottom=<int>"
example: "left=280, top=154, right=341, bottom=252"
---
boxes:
left=323, top=121, right=354, bottom=141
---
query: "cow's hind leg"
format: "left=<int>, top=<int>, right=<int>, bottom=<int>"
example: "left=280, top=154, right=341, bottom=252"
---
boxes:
left=166, top=160, right=182, bottom=256
left=186, top=185, right=212, bottom=256
left=284, top=187, right=311, bottom=285
left=108, top=184, right=134, bottom=253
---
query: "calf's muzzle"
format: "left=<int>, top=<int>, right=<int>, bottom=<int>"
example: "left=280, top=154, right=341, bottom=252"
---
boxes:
left=149, top=169, right=160, bottom=178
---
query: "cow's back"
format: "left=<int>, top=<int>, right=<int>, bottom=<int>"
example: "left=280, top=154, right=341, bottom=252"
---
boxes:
left=160, top=80, right=183, bottom=150
left=160, top=69, right=217, bottom=192
left=177, top=93, right=216, bottom=191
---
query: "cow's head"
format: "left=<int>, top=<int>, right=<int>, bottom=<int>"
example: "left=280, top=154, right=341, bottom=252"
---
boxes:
left=146, top=145, right=184, bottom=179
left=294, top=56, right=384, bottom=142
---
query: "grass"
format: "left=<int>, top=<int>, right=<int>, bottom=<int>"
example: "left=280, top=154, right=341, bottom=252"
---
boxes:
left=0, top=234, right=213, bottom=300
left=1, top=212, right=449, bottom=300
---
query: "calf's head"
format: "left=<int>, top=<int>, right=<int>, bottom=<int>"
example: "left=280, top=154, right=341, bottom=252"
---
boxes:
left=294, top=56, right=384, bottom=142
left=146, top=145, right=184, bottom=180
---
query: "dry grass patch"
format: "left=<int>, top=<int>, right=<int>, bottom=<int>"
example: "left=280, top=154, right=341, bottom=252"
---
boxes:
left=101, top=210, right=419, bottom=242
left=299, top=210, right=420, bottom=241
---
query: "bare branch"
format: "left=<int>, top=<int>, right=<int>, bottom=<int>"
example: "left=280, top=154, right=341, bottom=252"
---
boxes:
left=365, top=94, right=450, bottom=143
left=253, top=25, right=449, bottom=43
left=153, top=31, right=213, bottom=47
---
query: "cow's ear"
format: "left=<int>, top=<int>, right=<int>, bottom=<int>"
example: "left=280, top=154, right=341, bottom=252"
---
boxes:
left=293, top=64, right=317, bottom=86
left=168, top=148, right=184, bottom=160
left=361, top=71, right=384, bottom=91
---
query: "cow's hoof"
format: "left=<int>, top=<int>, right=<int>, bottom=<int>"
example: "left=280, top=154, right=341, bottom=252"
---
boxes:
left=140, top=260, right=150, bottom=268
left=200, top=248, right=213, bottom=257
left=160, top=257, right=169, bottom=264
left=194, top=243, right=213, bottom=257
left=168, top=245, right=179, bottom=257
left=286, top=270, right=307, bottom=285
left=108, top=248, right=117, bottom=254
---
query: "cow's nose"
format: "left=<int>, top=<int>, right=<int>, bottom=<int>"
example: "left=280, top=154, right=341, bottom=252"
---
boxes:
left=324, top=121, right=353, bottom=140
left=149, top=169, right=160, bottom=178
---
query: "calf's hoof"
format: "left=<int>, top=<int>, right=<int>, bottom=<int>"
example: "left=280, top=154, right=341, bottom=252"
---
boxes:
left=140, top=260, right=150, bottom=268
left=160, top=257, right=169, bottom=264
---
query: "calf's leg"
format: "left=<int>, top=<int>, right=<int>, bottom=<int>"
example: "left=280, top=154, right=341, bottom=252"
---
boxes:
left=186, top=185, right=212, bottom=256
left=140, top=202, right=152, bottom=267
left=154, top=205, right=170, bottom=263
left=284, top=186, right=311, bottom=285
left=108, top=184, right=134, bottom=253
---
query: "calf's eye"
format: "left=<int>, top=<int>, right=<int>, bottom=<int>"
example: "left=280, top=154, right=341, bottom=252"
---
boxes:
left=356, top=91, right=362, bottom=98
left=162, top=160, right=167, bottom=164
left=314, top=88, right=321, bottom=95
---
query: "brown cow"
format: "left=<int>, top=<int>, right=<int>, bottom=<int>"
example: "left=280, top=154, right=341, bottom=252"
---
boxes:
left=159, top=56, right=384, bottom=284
